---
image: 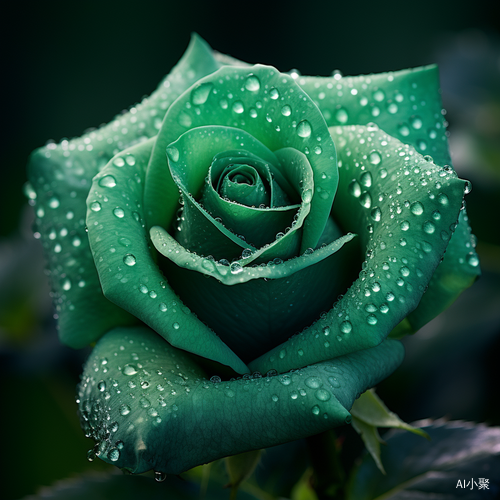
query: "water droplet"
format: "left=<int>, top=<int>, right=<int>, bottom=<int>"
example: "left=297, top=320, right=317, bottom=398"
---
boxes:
left=120, top=404, right=131, bottom=416
left=423, top=220, right=435, bottom=234
left=123, top=364, right=138, bottom=376
left=366, top=314, right=378, bottom=325
left=387, top=102, right=398, bottom=114
left=113, top=207, right=125, bottom=218
left=464, top=180, right=472, bottom=195
left=108, top=448, right=120, bottom=462
left=305, top=376, right=323, bottom=389
left=281, top=104, right=291, bottom=116
left=437, top=193, right=449, bottom=206
left=297, top=120, right=312, bottom=138
left=269, top=87, right=280, bottom=100
left=368, top=151, right=382, bottom=165
left=166, top=146, right=180, bottom=162
left=191, top=82, right=213, bottom=105
left=172, top=322, right=180, bottom=330
left=49, top=197, right=60, bottom=209
left=280, top=375, right=292, bottom=386
left=417, top=139, right=427, bottom=151
left=99, top=175, right=116, bottom=188
left=272, top=395, right=279, bottom=402
left=345, top=415, right=352, bottom=424
left=386, top=292, right=395, bottom=302
left=379, top=303, right=389, bottom=313
left=113, top=157, right=125, bottom=167
left=348, top=180, right=361, bottom=198
left=359, top=192, right=372, bottom=209
left=232, top=101, right=244, bottom=114
left=373, top=89, right=385, bottom=102
left=315, top=389, right=331, bottom=401
left=90, top=201, right=101, bottom=212
left=398, top=123, right=410, bottom=136
left=410, top=116, right=423, bottom=129
left=410, top=201, right=424, bottom=215
left=312, top=405, right=320, bottom=415
left=98, top=381, right=106, bottom=392
left=210, top=375, right=221, bottom=384
left=155, top=471, right=167, bottom=482
left=178, top=111, right=192, bottom=127
left=370, top=207, right=381, bottom=222
left=159, top=302, right=167, bottom=312
left=360, top=171, right=372, bottom=188
left=119, top=237, right=131, bottom=247
left=400, top=220, right=410, bottom=231
left=230, top=262, right=243, bottom=274
left=335, top=108, right=348, bottom=124
left=123, top=254, right=136, bottom=266
left=340, top=321, right=352, bottom=334
left=400, top=266, right=410, bottom=277
left=466, top=253, right=479, bottom=267
left=314, top=145, right=322, bottom=155
left=302, top=189, right=313, bottom=203
left=245, top=74, right=260, bottom=91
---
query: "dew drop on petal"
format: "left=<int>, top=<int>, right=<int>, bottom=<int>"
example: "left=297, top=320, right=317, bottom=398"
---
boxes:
left=297, top=120, right=312, bottom=138
left=245, top=74, right=261, bottom=91
left=99, top=175, right=117, bottom=188
left=123, top=254, right=136, bottom=266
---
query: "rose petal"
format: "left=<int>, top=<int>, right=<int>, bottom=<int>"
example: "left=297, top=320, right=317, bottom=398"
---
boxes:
left=78, top=325, right=404, bottom=475
left=86, top=139, right=248, bottom=374
left=298, top=64, right=480, bottom=333
left=26, top=35, right=225, bottom=347
left=249, top=124, right=466, bottom=374
left=144, top=65, right=338, bottom=253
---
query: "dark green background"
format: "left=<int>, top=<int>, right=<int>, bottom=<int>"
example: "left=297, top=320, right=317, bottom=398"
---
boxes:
left=1, top=1, right=499, bottom=499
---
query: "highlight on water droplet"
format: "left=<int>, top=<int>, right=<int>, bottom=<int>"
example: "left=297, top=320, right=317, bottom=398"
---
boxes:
left=113, top=207, right=125, bottom=218
left=99, top=175, right=117, bottom=188
left=369, top=150, right=382, bottom=165
left=232, top=101, right=244, bottom=114
left=90, top=201, right=101, bottom=212
left=166, top=146, right=180, bottom=163
left=281, top=104, right=291, bottom=116
left=191, top=82, right=214, bottom=105
left=335, top=108, right=348, bottom=124
left=245, top=74, right=261, bottom=92
left=269, top=87, right=280, bottom=100
left=123, top=254, right=136, bottom=266
left=297, top=120, right=312, bottom=138
left=410, top=201, right=424, bottom=215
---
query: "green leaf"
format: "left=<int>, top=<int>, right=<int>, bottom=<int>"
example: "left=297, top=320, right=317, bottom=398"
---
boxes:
left=347, top=420, right=500, bottom=500
left=249, top=124, right=466, bottom=375
left=224, top=450, right=263, bottom=489
left=144, top=64, right=338, bottom=253
left=350, top=389, right=429, bottom=474
left=78, top=326, right=404, bottom=475
left=86, top=139, right=248, bottom=374
left=22, top=470, right=262, bottom=500
left=26, top=34, right=224, bottom=348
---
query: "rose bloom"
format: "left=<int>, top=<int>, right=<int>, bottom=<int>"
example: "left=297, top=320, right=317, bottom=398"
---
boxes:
left=27, top=35, right=479, bottom=475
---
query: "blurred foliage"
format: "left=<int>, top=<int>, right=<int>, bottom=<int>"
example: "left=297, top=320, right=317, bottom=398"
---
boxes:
left=1, top=1, right=499, bottom=499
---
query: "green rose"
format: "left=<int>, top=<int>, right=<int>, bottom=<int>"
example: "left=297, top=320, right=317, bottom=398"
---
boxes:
left=27, top=35, right=479, bottom=475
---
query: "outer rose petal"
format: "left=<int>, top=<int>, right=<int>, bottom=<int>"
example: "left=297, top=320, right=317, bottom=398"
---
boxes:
left=26, top=35, right=226, bottom=347
left=78, top=326, right=404, bottom=475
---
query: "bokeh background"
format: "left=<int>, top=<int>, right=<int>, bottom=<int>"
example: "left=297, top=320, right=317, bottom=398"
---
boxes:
left=1, top=1, right=499, bottom=498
